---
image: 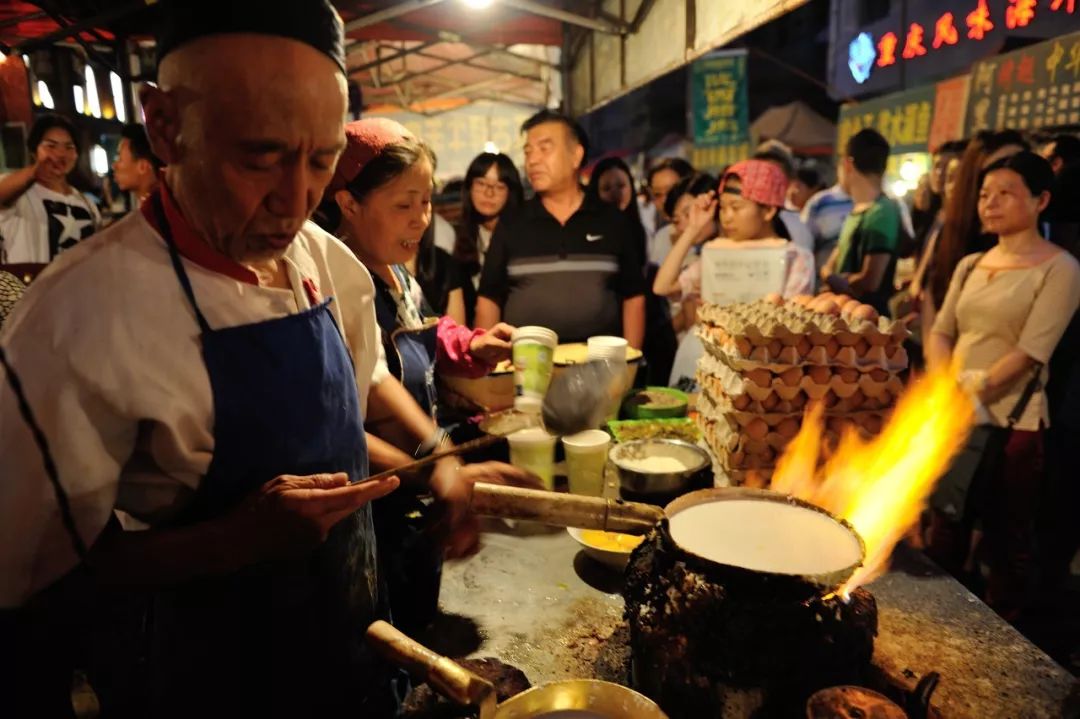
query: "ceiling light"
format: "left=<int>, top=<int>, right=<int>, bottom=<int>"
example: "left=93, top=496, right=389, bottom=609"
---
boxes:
left=464, top=0, right=494, bottom=8
left=85, top=64, right=101, bottom=118
left=37, top=80, right=54, bottom=109
left=91, top=145, right=109, bottom=176
left=74, top=85, right=85, bottom=114
left=110, top=71, right=126, bottom=123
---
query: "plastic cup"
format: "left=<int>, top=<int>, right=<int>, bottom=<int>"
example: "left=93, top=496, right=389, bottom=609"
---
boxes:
left=507, top=427, right=557, bottom=490
left=512, top=326, right=559, bottom=414
left=587, top=336, right=629, bottom=422
left=562, top=429, right=611, bottom=497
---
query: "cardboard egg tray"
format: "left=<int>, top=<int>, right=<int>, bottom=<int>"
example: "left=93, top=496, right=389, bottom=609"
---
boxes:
left=697, top=324, right=908, bottom=371
left=696, top=384, right=890, bottom=435
left=697, top=353, right=904, bottom=404
left=697, top=391, right=886, bottom=453
left=697, top=299, right=909, bottom=348
left=696, top=374, right=897, bottom=415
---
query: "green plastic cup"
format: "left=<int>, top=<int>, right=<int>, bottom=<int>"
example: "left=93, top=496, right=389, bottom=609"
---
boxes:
left=511, top=326, right=558, bottom=414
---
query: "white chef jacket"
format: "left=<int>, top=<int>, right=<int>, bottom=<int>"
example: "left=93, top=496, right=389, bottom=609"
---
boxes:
left=0, top=195, right=388, bottom=606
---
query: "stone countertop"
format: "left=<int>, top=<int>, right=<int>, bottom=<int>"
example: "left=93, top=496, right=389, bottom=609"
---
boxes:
left=438, top=522, right=1080, bottom=719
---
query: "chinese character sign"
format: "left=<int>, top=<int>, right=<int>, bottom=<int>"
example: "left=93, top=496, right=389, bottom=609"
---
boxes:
left=690, top=50, right=750, bottom=148
left=928, top=75, right=971, bottom=151
left=837, top=85, right=937, bottom=155
left=964, top=30, right=1080, bottom=134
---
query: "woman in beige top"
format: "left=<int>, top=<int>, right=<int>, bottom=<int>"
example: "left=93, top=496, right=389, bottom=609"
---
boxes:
left=926, top=151, right=1080, bottom=622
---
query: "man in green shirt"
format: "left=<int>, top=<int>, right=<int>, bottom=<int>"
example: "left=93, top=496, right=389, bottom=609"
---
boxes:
left=822, top=128, right=900, bottom=315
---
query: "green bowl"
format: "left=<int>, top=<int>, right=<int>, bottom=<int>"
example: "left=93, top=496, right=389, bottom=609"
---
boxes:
left=621, top=387, right=689, bottom=420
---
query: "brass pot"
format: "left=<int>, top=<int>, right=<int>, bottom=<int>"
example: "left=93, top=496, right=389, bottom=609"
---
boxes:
left=367, top=621, right=667, bottom=719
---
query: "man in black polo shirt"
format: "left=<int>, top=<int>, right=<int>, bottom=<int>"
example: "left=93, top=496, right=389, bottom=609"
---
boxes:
left=475, top=110, right=646, bottom=346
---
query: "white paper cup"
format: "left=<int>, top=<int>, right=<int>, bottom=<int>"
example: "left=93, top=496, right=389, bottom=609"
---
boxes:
left=507, top=427, right=557, bottom=490
left=562, top=430, right=611, bottom=497
left=587, top=335, right=629, bottom=362
left=512, top=326, right=558, bottom=414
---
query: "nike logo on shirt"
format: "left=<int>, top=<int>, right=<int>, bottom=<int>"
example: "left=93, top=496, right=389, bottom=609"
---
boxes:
left=586, top=233, right=604, bottom=242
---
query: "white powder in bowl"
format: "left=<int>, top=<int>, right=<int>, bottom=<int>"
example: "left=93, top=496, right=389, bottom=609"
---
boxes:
left=616, top=455, right=691, bottom=473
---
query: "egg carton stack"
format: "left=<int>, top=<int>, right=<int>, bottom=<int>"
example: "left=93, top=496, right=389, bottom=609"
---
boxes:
left=693, top=293, right=909, bottom=484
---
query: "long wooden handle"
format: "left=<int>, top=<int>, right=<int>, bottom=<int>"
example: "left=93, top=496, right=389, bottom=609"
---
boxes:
left=366, top=620, right=497, bottom=713
left=363, top=434, right=505, bottom=483
left=469, top=483, right=665, bottom=534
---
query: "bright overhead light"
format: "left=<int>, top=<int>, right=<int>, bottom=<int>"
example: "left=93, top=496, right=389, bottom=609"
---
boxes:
left=91, top=144, right=109, bottom=177
left=85, top=64, right=101, bottom=118
left=37, top=80, right=54, bottom=109
left=899, top=158, right=921, bottom=184
left=464, top=0, right=494, bottom=8
left=110, top=71, right=126, bottom=123
left=74, top=85, right=85, bottom=114
left=22, top=54, right=29, bottom=67
left=483, top=140, right=499, bottom=153
left=890, top=180, right=909, bottom=198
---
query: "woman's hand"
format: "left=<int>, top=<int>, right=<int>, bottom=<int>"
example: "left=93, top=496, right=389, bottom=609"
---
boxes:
left=468, top=322, right=514, bottom=366
left=685, top=191, right=717, bottom=244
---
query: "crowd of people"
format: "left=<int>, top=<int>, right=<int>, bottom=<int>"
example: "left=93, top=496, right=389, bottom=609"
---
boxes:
left=0, top=1, right=1078, bottom=712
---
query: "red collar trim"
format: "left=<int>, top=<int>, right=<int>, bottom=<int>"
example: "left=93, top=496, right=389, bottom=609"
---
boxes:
left=140, top=184, right=259, bottom=285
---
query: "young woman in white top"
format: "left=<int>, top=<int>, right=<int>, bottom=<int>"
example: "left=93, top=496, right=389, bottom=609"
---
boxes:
left=0, top=114, right=101, bottom=264
left=654, top=159, right=815, bottom=388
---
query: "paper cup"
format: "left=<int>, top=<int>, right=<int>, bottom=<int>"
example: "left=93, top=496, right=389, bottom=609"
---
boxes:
left=512, top=326, right=558, bottom=414
left=507, top=427, right=557, bottom=490
left=587, top=336, right=628, bottom=422
left=562, top=429, right=611, bottom=497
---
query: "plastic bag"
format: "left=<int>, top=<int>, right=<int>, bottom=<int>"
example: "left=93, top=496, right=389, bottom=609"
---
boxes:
left=542, top=359, right=624, bottom=436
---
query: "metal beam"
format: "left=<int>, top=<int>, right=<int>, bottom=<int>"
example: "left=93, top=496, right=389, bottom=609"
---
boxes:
left=386, top=17, right=561, bottom=70
left=13, top=1, right=144, bottom=52
left=499, top=0, right=627, bottom=34
left=344, top=0, right=449, bottom=32
left=420, top=74, right=519, bottom=102
left=629, top=0, right=658, bottom=33
left=411, top=49, right=543, bottom=82
left=369, top=49, right=496, bottom=85
left=347, top=40, right=439, bottom=74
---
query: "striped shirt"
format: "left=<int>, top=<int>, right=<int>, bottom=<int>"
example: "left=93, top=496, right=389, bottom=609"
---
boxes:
left=801, top=184, right=854, bottom=269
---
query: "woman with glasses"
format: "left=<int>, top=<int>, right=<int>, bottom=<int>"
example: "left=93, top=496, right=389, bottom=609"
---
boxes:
left=0, top=114, right=101, bottom=264
left=453, top=152, right=524, bottom=325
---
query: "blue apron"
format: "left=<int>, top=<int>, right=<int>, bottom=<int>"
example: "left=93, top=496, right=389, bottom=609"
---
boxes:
left=370, top=264, right=443, bottom=635
left=87, top=196, right=398, bottom=717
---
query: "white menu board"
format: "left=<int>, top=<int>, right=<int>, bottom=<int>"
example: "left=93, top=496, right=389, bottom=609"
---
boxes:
left=700, top=240, right=790, bottom=306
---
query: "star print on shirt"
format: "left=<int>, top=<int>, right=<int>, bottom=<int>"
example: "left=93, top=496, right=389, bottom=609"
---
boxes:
left=43, top=198, right=95, bottom=258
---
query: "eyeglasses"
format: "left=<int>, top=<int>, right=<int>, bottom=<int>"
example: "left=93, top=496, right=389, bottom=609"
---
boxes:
left=41, top=140, right=77, bottom=153
left=473, top=180, right=509, bottom=196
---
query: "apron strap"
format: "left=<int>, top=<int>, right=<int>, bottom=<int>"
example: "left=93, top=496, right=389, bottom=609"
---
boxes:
left=151, top=193, right=211, bottom=334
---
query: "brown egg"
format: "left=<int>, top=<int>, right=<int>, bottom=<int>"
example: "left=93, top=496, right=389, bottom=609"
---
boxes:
left=817, top=291, right=837, bottom=303
left=779, top=366, right=803, bottom=387
left=735, top=337, right=752, bottom=356
left=846, top=389, right=866, bottom=410
left=731, top=450, right=746, bottom=468
left=836, top=367, right=859, bottom=384
left=762, top=292, right=784, bottom=306
left=791, top=294, right=815, bottom=307
left=747, top=368, right=773, bottom=387
left=840, top=298, right=863, bottom=316
left=795, top=337, right=812, bottom=358
left=789, top=393, right=808, bottom=410
left=823, top=391, right=840, bottom=408
left=812, top=299, right=842, bottom=316
left=853, top=337, right=871, bottom=357
left=863, top=415, right=884, bottom=435
left=824, top=337, right=840, bottom=358
left=807, top=366, right=832, bottom=384
left=761, top=392, right=780, bottom=410
left=828, top=417, right=853, bottom=435
left=869, top=368, right=889, bottom=382
left=733, top=393, right=751, bottom=410
left=767, top=339, right=783, bottom=358
left=776, top=418, right=801, bottom=439
left=745, top=418, right=769, bottom=440
left=851, top=304, right=880, bottom=323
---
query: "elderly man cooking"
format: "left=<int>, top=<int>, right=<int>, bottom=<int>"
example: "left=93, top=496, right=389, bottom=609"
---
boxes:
left=0, top=2, right=532, bottom=716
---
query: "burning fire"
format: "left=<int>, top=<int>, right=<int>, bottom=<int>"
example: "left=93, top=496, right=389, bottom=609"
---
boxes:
left=770, top=366, right=975, bottom=596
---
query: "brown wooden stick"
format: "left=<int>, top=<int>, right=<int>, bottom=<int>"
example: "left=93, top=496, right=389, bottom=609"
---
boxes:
left=469, top=482, right=666, bottom=534
left=361, top=434, right=505, bottom=483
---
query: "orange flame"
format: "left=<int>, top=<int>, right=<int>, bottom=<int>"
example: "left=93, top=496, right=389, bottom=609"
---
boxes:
left=770, top=365, right=975, bottom=596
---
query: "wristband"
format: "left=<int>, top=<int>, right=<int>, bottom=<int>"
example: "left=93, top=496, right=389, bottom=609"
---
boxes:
left=414, top=427, right=451, bottom=459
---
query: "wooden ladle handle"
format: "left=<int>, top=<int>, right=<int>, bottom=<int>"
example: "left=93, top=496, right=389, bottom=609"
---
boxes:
left=366, top=621, right=496, bottom=711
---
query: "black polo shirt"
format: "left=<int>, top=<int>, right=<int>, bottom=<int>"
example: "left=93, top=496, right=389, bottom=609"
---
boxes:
left=478, top=193, right=646, bottom=343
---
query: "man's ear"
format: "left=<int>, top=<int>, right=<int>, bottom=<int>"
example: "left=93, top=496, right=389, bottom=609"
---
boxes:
left=140, top=84, right=182, bottom=165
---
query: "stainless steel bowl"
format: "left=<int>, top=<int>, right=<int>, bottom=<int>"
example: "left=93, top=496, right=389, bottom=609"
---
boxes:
left=610, top=439, right=712, bottom=496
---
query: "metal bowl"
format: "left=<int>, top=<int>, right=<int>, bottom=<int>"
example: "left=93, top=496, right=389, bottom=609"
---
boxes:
left=610, top=439, right=712, bottom=497
left=495, top=678, right=668, bottom=718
